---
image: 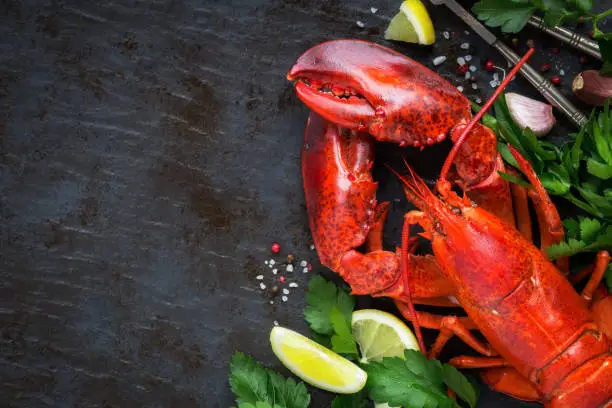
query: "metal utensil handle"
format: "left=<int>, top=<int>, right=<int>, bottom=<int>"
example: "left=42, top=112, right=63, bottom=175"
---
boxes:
left=496, top=42, right=588, bottom=127
left=527, top=16, right=601, bottom=61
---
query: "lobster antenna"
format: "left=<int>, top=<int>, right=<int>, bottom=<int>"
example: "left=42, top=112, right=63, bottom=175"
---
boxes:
left=439, top=47, right=535, bottom=184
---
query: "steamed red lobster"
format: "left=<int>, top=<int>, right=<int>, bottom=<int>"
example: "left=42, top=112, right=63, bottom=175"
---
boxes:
left=287, top=40, right=612, bottom=407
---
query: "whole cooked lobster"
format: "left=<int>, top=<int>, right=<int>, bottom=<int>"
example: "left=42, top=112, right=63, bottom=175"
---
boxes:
left=287, top=40, right=612, bottom=407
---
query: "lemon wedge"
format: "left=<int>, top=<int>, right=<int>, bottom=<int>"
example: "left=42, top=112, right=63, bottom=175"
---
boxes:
left=270, top=326, right=367, bottom=394
left=351, top=309, right=420, bottom=364
left=385, top=0, right=436, bottom=46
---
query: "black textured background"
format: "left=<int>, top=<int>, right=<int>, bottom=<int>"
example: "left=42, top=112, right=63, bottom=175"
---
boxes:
left=0, top=0, right=607, bottom=407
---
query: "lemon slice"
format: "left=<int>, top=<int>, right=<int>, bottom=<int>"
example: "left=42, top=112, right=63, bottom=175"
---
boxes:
left=270, top=326, right=367, bottom=394
left=351, top=309, right=420, bottom=364
left=385, top=0, right=436, bottom=46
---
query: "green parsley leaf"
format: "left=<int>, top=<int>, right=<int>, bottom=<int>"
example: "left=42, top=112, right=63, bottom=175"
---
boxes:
left=442, top=365, right=478, bottom=408
left=364, top=350, right=477, bottom=408
left=563, top=218, right=580, bottom=238
left=239, top=403, right=281, bottom=408
left=586, top=158, right=612, bottom=180
left=304, top=276, right=339, bottom=335
left=597, top=38, right=612, bottom=76
left=331, top=390, right=370, bottom=408
left=472, top=0, right=536, bottom=33
left=547, top=217, right=612, bottom=260
left=304, top=276, right=357, bottom=356
left=229, top=352, right=310, bottom=408
left=330, top=306, right=358, bottom=356
left=546, top=238, right=586, bottom=259
left=579, top=216, right=602, bottom=243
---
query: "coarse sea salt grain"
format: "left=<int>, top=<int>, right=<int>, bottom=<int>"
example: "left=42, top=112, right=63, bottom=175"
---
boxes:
left=269, top=300, right=274, bottom=304
left=443, top=31, right=450, bottom=40
left=469, top=65, right=477, bottom=72
left=272, top=268, right=278, bottom=275
left=282, top=296, right=288, bottom=302
left=310, top=244, right=315, bottom=250
left=264, top=260, right=269, bottom=265
left=370, top=7, right=378, bottom=13
left=300, top=260, right=307, bottom=267
left=269, top=259, right=275, bottom=266
left=490, top=80, right=498, bottom=88
left=457, top=57, right=466, bottom=66
left=457, top=86, right=464, bottom=92
left=274, top=320, right=279, bottom=326
left=464, top=55, right=472, bottom=62
left=460, top=42, right=470, bottom=50
left=260, top=283, right=266, bottom=290
left=356, top=20, right=365, bottom=28
left=476, top=98, right=482, bottom=104
left=286, top=264, right=294, bottom=272
left=464, top=30, right=470, bottom=35
left=472, top=83, right=478, bottom=90
left=256, top=275, right=264, bottom=280
left=493, top=72, right=499, bottom=81
left=560, top=69, right=565, bottom=76
left=283, top=288, right=290, bottom=295
left=289, top=282, right=298, bottom=288
left=433, top=56, right=446, bottom=66
left=465, top=72, right=471, bottom=80
left=303, top=267, right=309, bottom=273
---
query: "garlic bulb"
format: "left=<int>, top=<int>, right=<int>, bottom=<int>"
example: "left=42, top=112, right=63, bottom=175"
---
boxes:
left=505, top=93, right=556, bottom=137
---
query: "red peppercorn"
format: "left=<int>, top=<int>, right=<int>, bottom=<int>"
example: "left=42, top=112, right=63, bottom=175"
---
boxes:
left=551, top=47, right=560, bottom=54
left=484, top=60, right=496, bottom=72
left=551, top=76, right=561, bottom=85
left=271, top=242, right=281, bottom=253
left=540, top=63, right=550, bottom=72
left=307, top=263, right=312, bottom=270
left=457, top=64, right=469, bottom=75
left=580, top=56, right=588, bottom=64
left=279, top=276, right=285, bottom=283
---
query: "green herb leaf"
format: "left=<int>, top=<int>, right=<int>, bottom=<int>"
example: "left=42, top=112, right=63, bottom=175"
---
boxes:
left=546, top=238, right=586, bottom=259
left=305, top=275, right=357, bottom=355
left=364, top=350, right=477, bottom=408
left=597, top=38, right=612, bottom=76
left=563, top=218, right=580, bottom=238
left=239, top=403, right=281, bottom=408
left=498, top=171, right=533, bottom=189
left=472, top=0, right=536, bottom=33
left=229, top=352, right=310, bottom=408
left=329, top=307, right=358, bottom=356
left=331, top=390, right=370, bottom=408
left=442, top=365, right=479, bottom=408
left=579, top=216, right=603, bottom=243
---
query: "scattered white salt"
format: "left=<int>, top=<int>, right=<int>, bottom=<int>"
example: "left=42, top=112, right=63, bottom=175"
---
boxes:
left=465, top=72, right=471, bottom=80
left=272, top=268, right=278, bottom=275
left=489, top=80, right=499, bottom=88
left=282, top=296, right=288, bottom=302
left=443, top=31, right=450, bottom=40
left=469, top=65, right=477, bottom=72
left=286, top=264, right=294, bottom=272
left=264, top=260, right=269, bottom=265
left=269, top=300, right=274, bottom=304
left=283, top=288, right=290, bottom=295
left=303, top=267, right=309, bottom=273
left=256, top=275, right=264, bottom=280
left=433, top=56, right=446, bottom=66
left=310, top=244, right=315, bottom=250
left=457, top=56, right=466, bottom=66
left=457, top=86, right=464, bottom=92
left=300, top=260, right=307, bottom=267
left=464, top=55, right=472, bottom=62
left=269, top=259, right=275, bottom=266
left=493, top=72, right=499, bottom=81
left=370, top=7, right=378, bottom=13
left=274, top=320, right=279, bottom=326
left=476, top=98, right=482, bottom=104
left=472, top=83, right=478, bottom=90
left=289, top=282, right=298, bottom=288
left=356, top=20, right=365, bottom=28
left=260, top=283, right=267, bottom=290
left=464, top=30, right=470, bottom=35
left=460, top=42, right=470, bottom=50
left=559, top=69, right=565, bottom=76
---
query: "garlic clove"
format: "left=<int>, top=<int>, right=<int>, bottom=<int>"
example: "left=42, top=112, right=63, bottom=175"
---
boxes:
left=505, top=92, right=556, bottom=137
left=572, top=70, right=612, bottom=106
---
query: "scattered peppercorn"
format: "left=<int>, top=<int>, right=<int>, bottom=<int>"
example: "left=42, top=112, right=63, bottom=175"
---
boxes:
left=287, top=253, right=295, bottom=263
left=526, top=39, right=535, bottom=48
left=484, top=60, right=496, bottom=72
left=551, top=76, right=561, bottom=85
left=457, top=64, right=469, bottom=75
left=271, top=285, right=280, bottom=294
left=540, top=63, right=550, bottom=72
left=512, top=38, right=519, bottom=48
left=580, top=56, right=588, bottom=64
left=551, top=47, right=560, bottom=54
left=271, top=242, right=281, bottom=253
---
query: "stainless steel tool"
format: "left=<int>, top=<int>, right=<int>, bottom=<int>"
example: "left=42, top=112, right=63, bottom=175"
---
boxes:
left=527, top=15, right=601, bottom=61
left=428, top=0, right=588, bottom=127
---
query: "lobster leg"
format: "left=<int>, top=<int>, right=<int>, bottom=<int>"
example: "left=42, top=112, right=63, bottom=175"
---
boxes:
left=480, top=367, right=543, bottom=402
left=507, top=167, right=533, bottom=242
left=581, top=251, right=610, bottom=304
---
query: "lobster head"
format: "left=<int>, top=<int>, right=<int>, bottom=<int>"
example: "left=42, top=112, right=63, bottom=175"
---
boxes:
left=287, top=40, right=472, bottom=148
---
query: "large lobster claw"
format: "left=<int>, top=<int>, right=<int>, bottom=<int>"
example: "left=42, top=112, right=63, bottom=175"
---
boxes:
left=287, top=40, right=472, bottom=148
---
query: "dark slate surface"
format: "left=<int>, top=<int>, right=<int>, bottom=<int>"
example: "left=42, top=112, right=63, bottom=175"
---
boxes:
left=0, top=0, right=607, bottom=407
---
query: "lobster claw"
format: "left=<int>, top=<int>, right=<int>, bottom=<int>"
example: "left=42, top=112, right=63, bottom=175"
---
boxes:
left=287, top=40, right=471, bottom=148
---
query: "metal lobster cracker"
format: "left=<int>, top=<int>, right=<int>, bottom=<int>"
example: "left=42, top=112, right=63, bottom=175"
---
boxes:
left=287, top=40, right=612, bottom=407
